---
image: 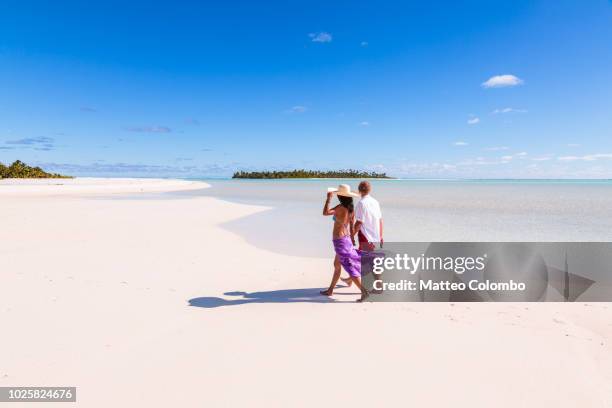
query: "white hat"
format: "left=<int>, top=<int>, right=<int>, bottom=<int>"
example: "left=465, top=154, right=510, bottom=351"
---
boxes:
left=327, top=184, right=359, bottom=198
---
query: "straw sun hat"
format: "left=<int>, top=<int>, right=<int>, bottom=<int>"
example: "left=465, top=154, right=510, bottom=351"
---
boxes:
left=327, top=184, right=360, bottom=198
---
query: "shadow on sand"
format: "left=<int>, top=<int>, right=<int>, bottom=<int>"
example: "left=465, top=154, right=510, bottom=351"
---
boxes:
left=189, top=287, right=359, bottom=308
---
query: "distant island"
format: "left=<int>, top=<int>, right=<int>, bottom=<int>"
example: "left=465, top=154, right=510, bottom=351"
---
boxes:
left=0, top=160, right=72, bottom=179
left=233, top=169, right=392, bottom=179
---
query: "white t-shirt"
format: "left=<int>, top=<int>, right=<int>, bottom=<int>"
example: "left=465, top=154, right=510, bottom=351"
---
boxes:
left=355, top=195, right=382, bottom=243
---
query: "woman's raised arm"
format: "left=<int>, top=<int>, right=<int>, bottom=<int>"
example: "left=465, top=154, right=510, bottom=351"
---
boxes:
left=323, top=192, right=336, bottom=216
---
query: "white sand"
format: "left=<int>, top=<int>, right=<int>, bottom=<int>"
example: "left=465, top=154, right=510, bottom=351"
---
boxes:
left=1, top=178, right=611, bottom=407
left=0, top=177, right=208, bottom=195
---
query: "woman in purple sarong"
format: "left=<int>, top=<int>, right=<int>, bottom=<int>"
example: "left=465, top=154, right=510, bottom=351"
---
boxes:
left=320, top=184, right=369, bottom=302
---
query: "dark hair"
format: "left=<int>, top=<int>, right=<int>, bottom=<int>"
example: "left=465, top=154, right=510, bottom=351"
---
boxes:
left=358, top=180, right=371, bottom=194
left=338, top=195, right=354, bottom=213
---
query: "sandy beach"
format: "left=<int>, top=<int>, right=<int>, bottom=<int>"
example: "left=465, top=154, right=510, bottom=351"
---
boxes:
left=1, top=178, right=612, bottom=407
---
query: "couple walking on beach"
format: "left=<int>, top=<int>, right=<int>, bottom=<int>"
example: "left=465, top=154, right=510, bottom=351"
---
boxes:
left=320, top=181, right=383, bottom=302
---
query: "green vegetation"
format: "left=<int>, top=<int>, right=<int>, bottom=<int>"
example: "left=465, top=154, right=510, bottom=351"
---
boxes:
left=233, top=169, right=391, bottom=179
left=0, top=160, right=72, bottom=179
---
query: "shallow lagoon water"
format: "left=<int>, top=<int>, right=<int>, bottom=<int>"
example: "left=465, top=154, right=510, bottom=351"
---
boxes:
left=172, top=179, right=612, bottom=259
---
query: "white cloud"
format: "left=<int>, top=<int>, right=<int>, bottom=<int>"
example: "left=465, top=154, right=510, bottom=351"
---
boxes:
left=468, top=159, right=509, bottom=166
left=558, top=153, right=612, bottom=161
left=360, top=41, right=369, bottom=47
left=309, top=32, right=332, bottom=43
left=359, top=121, right=370, bottom=127
left=453, top=141, right=468, bottom=146
left=490, top=152, right=528, bottom=163
left=366, top=153, right=612, bottom=178
left=286, top=105, right=307, bottom=113
left=4, top=136, right=56, bottom=151
left=558, top=156, right=589, bottom=162
left=492, top=107, right=528, bottom=114
left=482, top=74, right=524, bottom=89
left=6, top=136, right=54, bottom=145
left=125, top=126, right=172, bottom=133
left=467, top=117, right=480, bottom=125
left=365, top=163, right=385, bottom=171
left=499, top=152, right=528, bottom=162
left=484, top=146, right=509, bottom=151
left=36, top=161, right=236, bottom=177
left=394, top=162, right=458, bottom=175
left=456, top=155, right=515, bottom=166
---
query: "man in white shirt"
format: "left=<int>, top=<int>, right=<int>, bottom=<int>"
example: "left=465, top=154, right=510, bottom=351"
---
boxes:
left=354, top=181, right=383, bottom=251
left=342, top=181, right=384, bottom=289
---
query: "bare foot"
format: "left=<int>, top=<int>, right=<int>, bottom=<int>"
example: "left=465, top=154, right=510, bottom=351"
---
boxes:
left=340, top=277, right=353, bottom=287
left=320, top=289, right=333, bottom=296
left=357, top=291, right=370, bottom=302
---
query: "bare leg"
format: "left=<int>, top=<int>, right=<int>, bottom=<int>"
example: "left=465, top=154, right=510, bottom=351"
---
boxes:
left=320, top=255, right=342, bottom=296
left=350, top=277, right=370, bottom=302
left=371, top=273, right=383, bottom=294
left=340, top=276, right=353, bottom=287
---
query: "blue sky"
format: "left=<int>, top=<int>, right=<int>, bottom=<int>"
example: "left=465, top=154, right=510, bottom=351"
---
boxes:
left=1, top=0, right=611, bottom=178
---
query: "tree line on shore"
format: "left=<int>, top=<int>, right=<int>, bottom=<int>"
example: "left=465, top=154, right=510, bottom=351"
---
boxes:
left=232, top=169, right=391, bottom=179
left=0, top=160, right=72, bottom=179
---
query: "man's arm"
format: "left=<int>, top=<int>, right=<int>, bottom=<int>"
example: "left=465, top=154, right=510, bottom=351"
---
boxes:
left=353, top=201, right=363, bottom=237
left=349, top=212, right=356, bottom=245
left=379, top=218, right=384, bottom=247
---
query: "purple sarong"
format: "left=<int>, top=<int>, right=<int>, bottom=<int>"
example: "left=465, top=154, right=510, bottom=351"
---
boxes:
left=333, top=236, right=361, bottom=278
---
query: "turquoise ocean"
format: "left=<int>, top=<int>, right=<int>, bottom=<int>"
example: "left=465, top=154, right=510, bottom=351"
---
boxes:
left=172, top=179, right=612, bottom=259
